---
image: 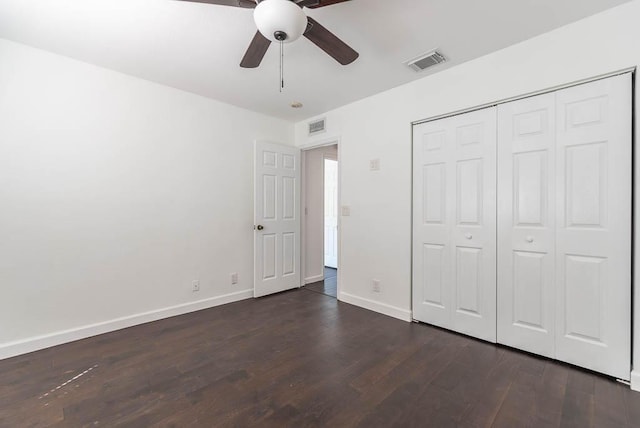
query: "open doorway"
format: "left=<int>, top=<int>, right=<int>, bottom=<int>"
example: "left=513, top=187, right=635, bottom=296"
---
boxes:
left=302, top=143, right=339, bottom=298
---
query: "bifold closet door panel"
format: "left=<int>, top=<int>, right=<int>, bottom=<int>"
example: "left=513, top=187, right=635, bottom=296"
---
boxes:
left=449, top=109, right=497, bottom=342
left=497, top=93, right=556, bottom=358
left=554, top=74, right=632, bottom=380
left=413, top=116, right=452, bottom=329
left=412, top=107, right=497, bottom=342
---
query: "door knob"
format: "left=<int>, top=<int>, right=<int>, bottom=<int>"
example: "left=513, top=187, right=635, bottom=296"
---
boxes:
left=256, top=225, right=264, bottom=231
left=526, top=236, right=534, bottom=243
left=465, top=233, right=472, bottom=239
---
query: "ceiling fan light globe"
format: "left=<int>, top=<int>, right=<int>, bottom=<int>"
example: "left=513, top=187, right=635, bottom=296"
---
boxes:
left=254, top=0, right=308, bottom=43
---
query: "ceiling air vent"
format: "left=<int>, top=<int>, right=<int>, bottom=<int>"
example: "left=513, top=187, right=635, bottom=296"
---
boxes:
left=405, top=50, right=446, bottom=72
left=308, top=117, right=326, bottom=136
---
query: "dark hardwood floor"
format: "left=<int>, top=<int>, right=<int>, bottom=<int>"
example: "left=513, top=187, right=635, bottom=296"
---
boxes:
left=305, top=267, right=337, bottom=298
left=1, top=289, right=639, bottom=427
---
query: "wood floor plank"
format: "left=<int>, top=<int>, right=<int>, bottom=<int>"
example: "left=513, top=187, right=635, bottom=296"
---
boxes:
left=594, top=377, right=630, bottom=428
left=0, top=288, right=638, bottom=427
left=560, top=369, right=597, bottom=428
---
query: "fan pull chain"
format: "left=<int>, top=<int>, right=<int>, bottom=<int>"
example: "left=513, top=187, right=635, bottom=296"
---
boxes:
left=279, top=40, right=284, bottom=92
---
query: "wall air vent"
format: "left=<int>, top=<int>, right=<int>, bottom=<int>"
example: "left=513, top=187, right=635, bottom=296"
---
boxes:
left=308, top=117, right=326, bottom=136
left=405, top=50, right=446, bottom=72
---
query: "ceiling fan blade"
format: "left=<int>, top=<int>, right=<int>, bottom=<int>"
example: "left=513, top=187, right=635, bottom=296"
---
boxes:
left=240, top=31, right=271, bottom=68
left=175, top=0, right=256, bottom=8
left=298, top=0, right=351, bottom=9
left=304, top=17, right=358, bottom=65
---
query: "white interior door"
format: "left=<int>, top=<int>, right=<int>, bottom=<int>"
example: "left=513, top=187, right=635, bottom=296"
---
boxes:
left=412, top=107, right=497, bottom=342
left=554, top=74, right=631, bottom=380
left=497, top=92, right=557, bottom=358
left=324, top=158, right=338, bottom=269
left=254, top=141, right=301, bottom=298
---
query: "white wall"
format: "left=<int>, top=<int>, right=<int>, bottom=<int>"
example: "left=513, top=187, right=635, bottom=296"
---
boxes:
left=294, top=0, right=640, bottom=384
left=302, top=144, right=338, bottom=283
left=0, top=39, right=293, bottom=358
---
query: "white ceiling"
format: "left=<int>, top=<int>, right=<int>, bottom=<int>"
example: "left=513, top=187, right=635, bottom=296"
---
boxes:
left=0, top=0, right=631, bottom=121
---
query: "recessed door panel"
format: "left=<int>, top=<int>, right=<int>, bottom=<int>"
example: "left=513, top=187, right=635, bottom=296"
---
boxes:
left=565, top=142, right=607, bottom=228
left=564, top=255, right=606, bottom=343
left=282, top=154, right=296, bottom=170
left=282, top=232, right=295, bottom=276
left=263, top=175, right=276, bottom=220
left=457, top=159, right=482, bottom=226
left=262, top=234, right=277, bottom=280
left=513, top=251, right=546, bottom=330
left=422, top=244, right=445, bottom=307
left=456, top=123, right=483, bottom=147
left=423, top=163, right=446, bottom=224
left=456, top=247, right=481, bottom=315
left=513, top=150, right=547, bottom=227
left=263, top=151, right=277, bottom=167
left=282, top=176, right=296, bottom=220
left=423, top=131, right=446, bottom=154
left=514, top=109, right=547, bottom=137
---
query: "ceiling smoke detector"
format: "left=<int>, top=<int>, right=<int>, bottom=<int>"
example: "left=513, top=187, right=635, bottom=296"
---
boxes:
left=405, top=50, right=446, bottom=72
left=291, top=102, right=303, bottom=108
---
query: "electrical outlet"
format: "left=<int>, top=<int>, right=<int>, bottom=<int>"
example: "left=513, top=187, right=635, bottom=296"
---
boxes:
left=372, top=279, right=381, bottom=293
left=192, top=280, right=200, bottom=292
left=370, top=158, right=380, bottom=171
left=231, top=272, right=238, bottom=285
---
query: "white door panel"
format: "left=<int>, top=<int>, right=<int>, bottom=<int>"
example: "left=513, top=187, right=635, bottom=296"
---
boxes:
left=413, top=107, right=497, bottom=342
left=450, top=109, right=497, bottom=342
left=497, top=93, right=556, bottom=358
left=254, top=142, right=301, bottom=297
left=413, top=120, right=452, bottom=328
left=555, top=74, right=631, bottom=380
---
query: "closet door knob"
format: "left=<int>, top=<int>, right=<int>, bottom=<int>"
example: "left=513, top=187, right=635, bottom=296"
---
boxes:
left=465, top=233, right=472, bottom=240
left=526, top=236, right=534, bottom=243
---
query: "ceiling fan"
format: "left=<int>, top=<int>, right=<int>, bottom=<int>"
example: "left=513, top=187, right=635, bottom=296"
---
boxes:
left=177, top=0, right=359, bottom=68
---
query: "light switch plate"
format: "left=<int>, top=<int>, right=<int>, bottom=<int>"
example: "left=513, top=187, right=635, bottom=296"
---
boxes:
left=341, top=205, right=351, bottom=216
left=370, top=159, right=380, bottom=171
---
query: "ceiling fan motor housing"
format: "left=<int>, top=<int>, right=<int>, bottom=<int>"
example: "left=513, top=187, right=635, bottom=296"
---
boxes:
left=254, top=0, right=308, bottom=43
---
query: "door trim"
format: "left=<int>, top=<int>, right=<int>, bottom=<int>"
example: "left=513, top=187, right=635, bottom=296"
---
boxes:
left=300, top=137, right=341, bottom=297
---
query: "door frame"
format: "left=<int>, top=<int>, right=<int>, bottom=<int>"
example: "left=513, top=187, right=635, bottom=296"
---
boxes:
left=410, top=67, right=636, bottom=384
left=300, top=137, right=342, bottom=297
left=323, top=154, right=339, bottom=269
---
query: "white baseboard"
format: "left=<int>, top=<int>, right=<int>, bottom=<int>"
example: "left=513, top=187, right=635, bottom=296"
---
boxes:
left=631, top=370, right=640, bottom=392
left=0, top=289, right=253, bottom=360
left=304, top=274, right=324, bottom=284
left=338, top=291, right=412, bottom=322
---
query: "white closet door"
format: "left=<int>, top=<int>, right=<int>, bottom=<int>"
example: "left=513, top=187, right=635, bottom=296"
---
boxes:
left=497, top=93, right=556, bottom=358
left=554, top=74, right=631, bottom=380
left=413, top=107, right=497, bottom=342
left=413, top=115, right=452, bottom=328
